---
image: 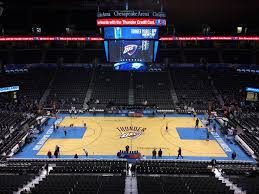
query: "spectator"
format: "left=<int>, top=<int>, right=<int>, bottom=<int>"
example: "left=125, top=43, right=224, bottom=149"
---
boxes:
left=125, top=145, right=130, bottom=153
left=47, top=150, right=52, bottom=159
left=158, top=148, right=162, bottom=158
left=176, top=147, right=183, bottom=159
left=83, top=149, right=88, bottom=158
left=231, top=151, right=237, bottom=160
left=152, top=149, right=157, bottom=159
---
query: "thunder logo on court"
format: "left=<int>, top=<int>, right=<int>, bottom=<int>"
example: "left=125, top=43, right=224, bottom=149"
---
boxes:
left=117, top=126, right=146, bottom=139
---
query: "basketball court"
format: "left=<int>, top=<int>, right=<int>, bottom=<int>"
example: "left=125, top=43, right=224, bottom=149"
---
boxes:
left=13, top=114, right=254, bottom=162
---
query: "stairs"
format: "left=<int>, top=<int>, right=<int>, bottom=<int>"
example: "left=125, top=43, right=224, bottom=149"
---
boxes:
left=214, top=168, right=245, bottom=194
left=124, top=164, right=138, bottom=194
left=128, top=73, right=134, bottom=105
left=124, top=176, right=138, bottom=194
left=210, top=77, right=224, bottom=106
left=218, top=49, right=224, bottom=63
left=83, top=69, right=96, bottom=109
left=180, top=48, right=186, bottom=63
left=167, top=70, right=178, bottom=105
left=15, top=164, right=55, bottom=194
left=39, top=71, right=57, bottom=106
left=40, top=46, right=47, bottom=63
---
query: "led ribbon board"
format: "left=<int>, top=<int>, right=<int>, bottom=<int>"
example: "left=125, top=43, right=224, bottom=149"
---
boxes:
left=0, top=86, right=20, bottom=93
left=246, top=87, right=259, bottom=93
left=104, top=27, right=159, bottom=39
left=97, top=18, right=166, bottom=26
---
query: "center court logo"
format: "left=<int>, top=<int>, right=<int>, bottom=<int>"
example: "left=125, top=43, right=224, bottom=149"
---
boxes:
left=117, top=126, right=146, bottom=139
left=123, top=45, right=138, bottom=56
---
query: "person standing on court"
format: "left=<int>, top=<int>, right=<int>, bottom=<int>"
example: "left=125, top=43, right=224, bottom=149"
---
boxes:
left=206, top=128, right=210, bottom=141
left=47, top=150, right=52, bottom=159
left=64, top=127, right=67, bottom=136
left=232, top=151, right=237, bottom=160
left=152, top=149, right=157, bottom=159
left=125, top=145, right=130, bottom=153
left=54, top=149, right=58, bottom=158
left=176, top=147, right=183, bottom=159
left=158, top=148, right=162, bottom=158
left=55, top=145, right=60, bottom=157
left=166, top=123, right=168, bottom=132
left=195, top=118, right=199, bottom=128
left=83, top=149, right=88, bottom=158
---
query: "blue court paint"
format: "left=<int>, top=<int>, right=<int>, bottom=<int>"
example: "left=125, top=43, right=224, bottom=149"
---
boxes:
left=12, top=113, right=256, bottom=163
left=176, top=127, right=215, bottom=140
left=50, top=127, right=86, bottom=139
left=211, top=119, right=255, bottom=162
left=14, top=118, right=57, bottom=158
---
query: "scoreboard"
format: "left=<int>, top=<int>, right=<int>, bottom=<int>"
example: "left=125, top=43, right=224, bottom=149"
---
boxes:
left=109, top=40, right=154, bottom=62
left=98, top=11, right=166, bottom=67
left=104, top=27, right=158, bottom=39
left=246, top=87, right=259, bottom=102
left=103, top=26, right=160, bottom=64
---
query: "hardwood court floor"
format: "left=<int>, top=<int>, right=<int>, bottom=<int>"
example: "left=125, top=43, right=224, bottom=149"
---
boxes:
left=37, top=116, right=226, bottom=157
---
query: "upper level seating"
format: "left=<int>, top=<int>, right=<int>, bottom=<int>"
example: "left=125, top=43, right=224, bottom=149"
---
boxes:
left=30, top=175, right=125, bottom=194
left=211, top=70, right=259, bottom=104
left=184, top=49, right=219, bottom=63
left=47, top=68, right=91, bottom=109
left=222, top=50, right=252, bottom=64
left=0, top=69, right=54, bottom=103
left=133, top=72, right=174, bottom=109
left=0, top=111, right=33, bottom=156
left=45, top=49, right=79, bottom=63
left=13, top=49, right=42, bottom=64
left=0, top=50, right=9, bottom=64
left=0, top=111, right=25, bottom=139
left=172, top=69, right=217, bottom=110
left=137, top=175, right=233, bottom=194
left=91, top=71, right=130, bottom=109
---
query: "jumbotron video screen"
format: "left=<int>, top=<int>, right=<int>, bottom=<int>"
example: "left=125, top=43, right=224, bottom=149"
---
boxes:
left=109, top=40, right=154, bottom=62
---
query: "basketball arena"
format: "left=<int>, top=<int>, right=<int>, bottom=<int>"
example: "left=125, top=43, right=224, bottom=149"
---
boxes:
left=0, top=0, right=259, bottom=193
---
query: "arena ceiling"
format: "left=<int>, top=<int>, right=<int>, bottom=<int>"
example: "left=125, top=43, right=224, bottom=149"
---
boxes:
left=1, top=0, right=258, bottom=35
